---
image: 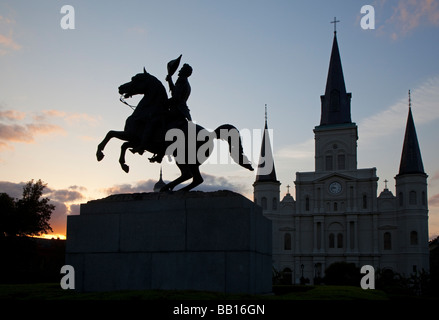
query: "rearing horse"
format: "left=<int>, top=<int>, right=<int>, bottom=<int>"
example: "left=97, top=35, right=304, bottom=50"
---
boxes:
left=96, top=68, right=254, bottom=192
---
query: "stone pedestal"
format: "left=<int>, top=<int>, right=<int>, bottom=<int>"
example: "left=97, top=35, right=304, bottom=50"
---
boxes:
left=66, top=190, right=272, bottom=294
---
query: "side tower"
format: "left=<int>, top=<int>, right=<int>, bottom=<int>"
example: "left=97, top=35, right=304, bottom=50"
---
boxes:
left=395, top=92, right=429, bottom=275
left=253, top=107, right=280, bottom=214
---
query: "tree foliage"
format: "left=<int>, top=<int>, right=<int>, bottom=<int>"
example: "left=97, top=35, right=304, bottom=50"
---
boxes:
left=0, top=179, right=55, bottom=237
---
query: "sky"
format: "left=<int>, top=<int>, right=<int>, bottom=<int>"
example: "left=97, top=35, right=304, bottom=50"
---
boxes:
left=1, top=0, right=439, bottom=239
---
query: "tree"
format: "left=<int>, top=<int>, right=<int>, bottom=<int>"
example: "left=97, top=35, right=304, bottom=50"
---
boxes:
left=0, top=193, right=16, bottom=237
left=0, top=179, right=55, bottom=237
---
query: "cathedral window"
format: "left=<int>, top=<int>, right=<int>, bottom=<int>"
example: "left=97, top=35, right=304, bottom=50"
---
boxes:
left=261, top=197, right=267, bottom=210
left=409, top=191, right=417, bottom=205
left=410, top=231, right=418, bottom=245
left=422, top=191, right=426, bottom=206
left=333, top=202, right=338, bottom=211
left=329, top=233, right=335, bottom=248
left=305, top=196, right=310, bottom=211
left=399, top=192, right=404, bottom=207
left=362, top=194, right=368, bottom=209
left=325, top=155, right=333, bottom=171
left=272, top=197, right=277, bottom=210
left=384, top=232, right=392, bottom=250
left=337, top=233, right=343, bottom=248
left=284, top=233, right=292, bottom=250
left=337, top=154, right=345, bottom=170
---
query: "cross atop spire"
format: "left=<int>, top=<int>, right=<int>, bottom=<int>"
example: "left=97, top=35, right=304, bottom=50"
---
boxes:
left=408, top=89, right=412, bottom=108
left=331, top=17, right=340, bottom=34
left=384, top=179, right=388, bottom=189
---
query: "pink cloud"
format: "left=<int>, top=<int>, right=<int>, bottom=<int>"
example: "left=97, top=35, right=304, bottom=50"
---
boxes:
left=0, top=110, right=26, bottom=121
left=377, top=0, right=439, bottom=39
left=429, top=193, right=439, bottom=207
left=0, top=33, right=20, bottom=51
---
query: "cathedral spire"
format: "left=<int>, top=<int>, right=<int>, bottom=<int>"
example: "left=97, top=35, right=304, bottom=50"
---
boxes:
left=319, top=30, right=352, bottom=126
left=398, top=92, right=425, bottom=176
left=255, top=105, right=278, bottom=183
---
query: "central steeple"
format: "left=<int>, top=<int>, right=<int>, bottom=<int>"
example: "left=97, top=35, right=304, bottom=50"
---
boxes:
left=319, top=31, right=352, bottom=126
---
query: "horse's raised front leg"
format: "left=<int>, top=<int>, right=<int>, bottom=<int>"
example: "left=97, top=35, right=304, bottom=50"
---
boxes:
left=96, top=130, right=130, bottom=161
left=119, top=141, right=132, bottom=173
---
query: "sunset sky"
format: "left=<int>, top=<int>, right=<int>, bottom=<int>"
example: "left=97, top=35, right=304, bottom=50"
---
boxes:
left=1, top=0, right=439, bottom=239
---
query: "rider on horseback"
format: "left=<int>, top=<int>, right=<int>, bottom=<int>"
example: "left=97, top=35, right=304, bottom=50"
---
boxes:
left=137, top=63, right=193, bottom=163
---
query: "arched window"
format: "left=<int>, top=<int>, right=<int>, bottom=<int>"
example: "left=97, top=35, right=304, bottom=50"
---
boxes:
left=284, top=233, right=291, bottom=250
left=326, top=155, right=333, bottom=171
left=305, top=196, right=310, bottom=211
left=422, top=191, right=427, bottom=206
left=272, top=197, right=277, bottom=210
left=333, top=202, right=338, bottom=211
left=337, top=154, right=345, bottom=170
left=384, top=232, right=392, bottom=250
left=337, top=233, right=343, bottom=248
left=329, top=233, right=335, bottom=248
left=399, top=192, right=404, bottom=207
left=410, top=231, right=418, bottom=245
left=261, top=197, right=267, bottom=210
left=363, top=194, right=368, bottom=209
left=409, top=191, right=417, bottom=205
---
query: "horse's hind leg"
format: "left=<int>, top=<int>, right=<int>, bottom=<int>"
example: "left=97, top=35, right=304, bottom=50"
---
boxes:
left=160, top=164, right=193, bottom=192
left=180, top=165, right=203, bottom=192
left=119, top=141, right=132, bottom=173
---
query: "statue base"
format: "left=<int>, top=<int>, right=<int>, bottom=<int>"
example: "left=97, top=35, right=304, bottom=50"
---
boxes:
left=66, top=190, right=272, bottom=294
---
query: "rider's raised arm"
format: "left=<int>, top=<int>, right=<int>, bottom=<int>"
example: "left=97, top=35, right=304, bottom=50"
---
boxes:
left=166, top=74, right=175, bottom=93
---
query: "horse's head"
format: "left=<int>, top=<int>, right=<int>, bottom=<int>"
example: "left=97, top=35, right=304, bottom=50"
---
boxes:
left=118, top=67, right=150, bottom=98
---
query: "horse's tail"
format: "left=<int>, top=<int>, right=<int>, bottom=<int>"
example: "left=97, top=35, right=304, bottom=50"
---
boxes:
left=214, top=124, right=254, bottom=171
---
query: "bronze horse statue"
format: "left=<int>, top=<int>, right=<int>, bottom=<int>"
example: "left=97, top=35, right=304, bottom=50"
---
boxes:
left=96, top=68, right=253, bottom=192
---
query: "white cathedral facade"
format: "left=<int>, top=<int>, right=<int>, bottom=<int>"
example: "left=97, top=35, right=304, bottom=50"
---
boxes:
left=253, top=32, right=429, bottom=284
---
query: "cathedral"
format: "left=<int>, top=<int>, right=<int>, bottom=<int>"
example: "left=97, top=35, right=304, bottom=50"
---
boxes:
left=253, top=31, right=429, bottom=284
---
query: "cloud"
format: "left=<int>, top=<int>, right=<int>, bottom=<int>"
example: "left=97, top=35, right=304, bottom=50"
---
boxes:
left=0, top=122, right=64, bottom=144
left=102, top=172, right=248, bottom=195
left=46, top=189, right=85, bottom=203
left=192, top=172, right=248, bottom=193
left=0, top=14, right=21, bottom=55
left=102, top=180, right=158, bottom=194
left=0, top=110, right=26, bottom=121
left=0, top=32, right=21, bottom=51
left=429, top=193, right=439, bottom=207
left=35, top=110, right=101, bottom=127
left=376, top=0, right=439, bottom=39
left=0, top=107, right=101, bottom=151
left=0, top=181, right=26, bottom=198
left=360, top=75, right=439, bottom=144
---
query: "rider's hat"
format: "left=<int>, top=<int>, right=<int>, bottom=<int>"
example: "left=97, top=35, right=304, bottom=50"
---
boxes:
left=167, top=54, right=182, bottom=76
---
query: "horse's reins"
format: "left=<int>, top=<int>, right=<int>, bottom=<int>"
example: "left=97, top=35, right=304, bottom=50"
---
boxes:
left=119, top=95, right=136, bottom=110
